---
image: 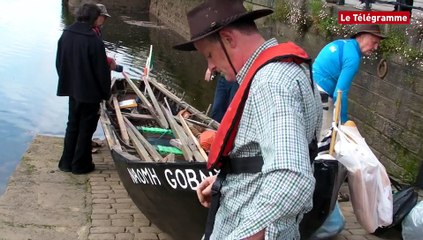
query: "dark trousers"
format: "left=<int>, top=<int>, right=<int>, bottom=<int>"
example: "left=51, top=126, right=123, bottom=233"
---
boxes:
left=211, top=76, right=239, bottom=122
left=59, top=97, right=100, bottom=172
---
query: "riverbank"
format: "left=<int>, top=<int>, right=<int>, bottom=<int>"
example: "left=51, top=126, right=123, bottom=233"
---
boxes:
left=0, top=135, right=409, bottom=239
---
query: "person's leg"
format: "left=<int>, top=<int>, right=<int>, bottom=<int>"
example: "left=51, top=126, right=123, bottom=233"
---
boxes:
left=320, top=93, right=334, bottom=139
left=311, top=202, right=345, bottom=239
left=211, top=77, right=231, bottom=122
left=364, top=0, right=372, bottom=10
left=58, top=97, right=80, bottom=172
left=71, top=101, right=100, bottom=174
left=227, top=81, right=239, bottom=103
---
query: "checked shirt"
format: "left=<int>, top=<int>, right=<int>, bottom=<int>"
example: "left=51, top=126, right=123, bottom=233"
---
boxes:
left=210, top=38, right=322, bottom=240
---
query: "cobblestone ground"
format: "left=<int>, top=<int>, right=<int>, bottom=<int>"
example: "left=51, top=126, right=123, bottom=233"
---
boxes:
left=89, top=144, right=173, bottom=240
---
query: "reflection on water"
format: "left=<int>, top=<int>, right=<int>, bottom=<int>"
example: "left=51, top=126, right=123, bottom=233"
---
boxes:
left=0, top=0, right=214, bottom=195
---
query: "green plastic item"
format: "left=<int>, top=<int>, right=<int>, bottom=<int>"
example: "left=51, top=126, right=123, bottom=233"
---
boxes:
left=156, top=145, right=183, bottom=155
left=136, top=126, right=173, bottom=135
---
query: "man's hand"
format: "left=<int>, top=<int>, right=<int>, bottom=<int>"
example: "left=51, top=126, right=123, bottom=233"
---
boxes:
left=107, top=57, right=117, bottom=71
left=196, top=175, right=217, bottom=208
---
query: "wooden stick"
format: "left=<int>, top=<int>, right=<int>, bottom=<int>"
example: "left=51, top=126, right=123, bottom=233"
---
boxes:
left=142, top=75, right=169, bottom=129
left=122, top=72, right=163, bottom=126
left=169, top=103, right=204, bottom=161
left=161, top=98, right=194, bottom=161
left=99, top=101, right=122, bottom=151
left=187, top=118, right=218, bottom=129
left=123, top=116, right=163, bottom=162
left=329, top=90, right=342, bottom=156
left=126, top=126, right=152, bottom=161
left=110, top=77, right=117, bottom=90
left=112, top=96, right=130, bottom=145
left=178, top=114, right=208, bottom=162
left=147, top=77, right=219, bottom=130
left=205, top=103, right=212, bottom=117
left=122, top=112, right=155, bottom=121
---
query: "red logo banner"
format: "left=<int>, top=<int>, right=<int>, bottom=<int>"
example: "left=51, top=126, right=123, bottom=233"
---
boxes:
left=338, top=11, right=410, bottom=24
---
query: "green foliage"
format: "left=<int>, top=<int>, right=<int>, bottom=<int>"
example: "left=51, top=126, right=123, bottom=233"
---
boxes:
left=379, top=26, right=423, bottom=66
left=309, top=0, right=323, bottom=17
left=271, top=0, right=291, bottom=23
left=306, top=0, right=352, bottom=38
left=379, top=27, right=406, bottom=58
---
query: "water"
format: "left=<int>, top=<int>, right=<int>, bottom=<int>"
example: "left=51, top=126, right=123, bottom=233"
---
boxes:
left=0, top=0, right=214, bottom=195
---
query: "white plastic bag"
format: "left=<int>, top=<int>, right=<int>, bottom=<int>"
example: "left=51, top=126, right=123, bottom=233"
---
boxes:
left=402, top=201, right=423, bottom=240
left=334, top=125, right=393, bottom=233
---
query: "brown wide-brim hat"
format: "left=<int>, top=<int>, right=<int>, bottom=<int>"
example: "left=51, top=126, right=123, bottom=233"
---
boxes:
left=351, top=24, right=386, bottom=39
left=173, top=0, right=273, bottom=51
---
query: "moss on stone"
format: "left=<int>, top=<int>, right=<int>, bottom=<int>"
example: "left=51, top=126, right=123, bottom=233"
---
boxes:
left=393, top=142, right=419, bottom=183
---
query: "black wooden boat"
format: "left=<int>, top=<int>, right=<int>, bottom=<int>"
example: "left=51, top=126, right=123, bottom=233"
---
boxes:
left=99, top=73, right=218, bottom=240
left=100, top=72, right=345, bottom=240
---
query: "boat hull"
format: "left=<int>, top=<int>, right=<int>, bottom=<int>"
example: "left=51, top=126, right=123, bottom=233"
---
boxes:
left=111, top=149, right=212, bottom=240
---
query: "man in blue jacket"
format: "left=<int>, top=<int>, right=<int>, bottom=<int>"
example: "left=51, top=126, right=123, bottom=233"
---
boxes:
left=313, top=24, right=385, bottom=131
left=56, top=3, right=111, bottom=174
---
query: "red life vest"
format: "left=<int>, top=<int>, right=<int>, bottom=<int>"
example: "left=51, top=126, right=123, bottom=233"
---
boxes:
left=207, top=42, right=312, bottom=169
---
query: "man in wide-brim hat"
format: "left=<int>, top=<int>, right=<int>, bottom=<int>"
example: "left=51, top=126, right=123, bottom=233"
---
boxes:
left=175, top=0, right=322, bottom=239
left=313, top=24, right=385, bottom=133
left=351, top=24, right=386, bottom=55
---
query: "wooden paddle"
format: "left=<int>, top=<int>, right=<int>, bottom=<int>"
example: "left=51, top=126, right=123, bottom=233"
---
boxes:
left=123, top=116, right=163, bottom=162
left=161, top=98, right=194, bottom=161
left=142, top=76, right=169, bottom=129
left=147, top=77, right=219, bottom=130
left=122, top=112, right=155, bottom=121
left=125, top=124, right=153, bottom=162
left=177, top=113, right=208, bottom=162
left=99, top=101, right=122, bottom=151
left=122, top=72, right=167, bottom=128
left=112, top=96, right=130, bottom=145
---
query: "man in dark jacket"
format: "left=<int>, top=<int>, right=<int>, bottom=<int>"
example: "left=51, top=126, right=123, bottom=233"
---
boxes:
left=56, top=3, right=111, bottom=174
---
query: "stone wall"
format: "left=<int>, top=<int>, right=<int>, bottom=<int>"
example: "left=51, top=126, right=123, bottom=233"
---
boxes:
left=65, top=0, right=150, bottom=13
left=148, top=0, right=423, bottom=182
left=149, top=0, right=202, bottom=40
left=350, top=60, right=423, bottom=182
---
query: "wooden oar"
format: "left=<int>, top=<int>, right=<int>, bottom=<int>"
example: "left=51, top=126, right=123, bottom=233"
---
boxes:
left=112, top=96, right=130, bottom=145
left=99, top=101, right=122, bottom=151
left=329, top=90, right=342, bottom=156
left=123, top=116, right=163, bottom=162
left=142, top=76, right=169, bottom=129
left=205, top=103, right=212, bottom=117
left=165, top=101, right=205, bottom=162
left=161, top=98, right=194, bottom=161
left=125, top=125, right=152, bottom=162
left=110, top=77, right=117, bottom=90
left=147, top=77, right=219, bottom=130
left=178, top=114, right=207, bottom=162
left=122, top=112, right=155, bottom=121
left=122, top=72, right=165, bottom=127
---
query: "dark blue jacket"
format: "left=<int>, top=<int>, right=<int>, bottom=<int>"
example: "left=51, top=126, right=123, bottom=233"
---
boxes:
left=56, top=22, right=111, bottom=103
